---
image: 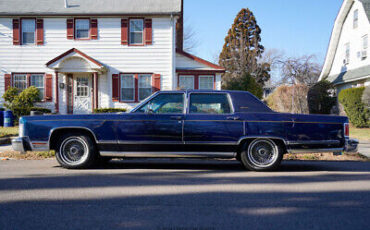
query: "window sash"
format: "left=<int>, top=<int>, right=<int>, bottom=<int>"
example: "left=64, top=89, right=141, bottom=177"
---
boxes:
left=76, top=77, right=89, bottom=97
left=354, top=10, right=359, bottom=28
left=13, top=74, right=27, bottom=91
left=189, top=93, right=232, bottom=114
left=30, top=74, right=44, bottom=100
left=129, top=19, right=144, bottom=44
left=21, top=19, right=35, bottom=44
left=345, top=43, right=350, bottom=61
left=199, top=76, right=214, bottom=90
left=75, top=19, right=90, bottom=39
left=138, top=74, right=152, bottom=101
left=179, top=76, right=195, bottom=90
left=363, top=35, right=368, bottom=49
left=121, top=74, right=135, bottom=101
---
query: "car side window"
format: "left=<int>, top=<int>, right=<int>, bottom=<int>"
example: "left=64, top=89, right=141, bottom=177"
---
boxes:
left=135, top=93, right=184, bottom=114
left=189, top=93, right=232, bottom=114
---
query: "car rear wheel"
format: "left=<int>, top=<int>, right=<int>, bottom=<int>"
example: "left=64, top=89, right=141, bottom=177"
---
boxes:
left=240, top=139, right=283, bottom=171
left=56, top=133, right=98, bottom=169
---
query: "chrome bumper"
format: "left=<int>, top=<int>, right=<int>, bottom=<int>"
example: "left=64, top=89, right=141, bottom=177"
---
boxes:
left=344, top=138, right=359, bottom=153
left=11, top=137, right=31, bottom=154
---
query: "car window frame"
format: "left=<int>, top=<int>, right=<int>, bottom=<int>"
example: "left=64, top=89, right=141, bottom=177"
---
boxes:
left=186, top=92, right=235, bottom=115
left=131, top=92, right=186, bottom=114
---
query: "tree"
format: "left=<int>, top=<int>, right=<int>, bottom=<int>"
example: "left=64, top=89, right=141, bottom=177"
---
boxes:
left=219, top=8, right=270, bottom=87
left=223, top=72, right=263, bottom=99
left=278, top=55, right=321, bottom=86
left=307, top=80, right=336, bottom=114
left=183, top=22, right=199, bottom=53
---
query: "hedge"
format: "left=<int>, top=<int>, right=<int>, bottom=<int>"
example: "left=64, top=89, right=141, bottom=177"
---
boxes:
left=307, top=80, right=336, bottom=114
left=338, top=87, right=370, bottom=128
left=94, top=108, right=127, bottom=113
left=30, top=107, right=52, bottom=114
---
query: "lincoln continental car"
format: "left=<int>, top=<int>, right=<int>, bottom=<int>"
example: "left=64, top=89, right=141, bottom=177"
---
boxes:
left=12, top=90, right=358, bottom=171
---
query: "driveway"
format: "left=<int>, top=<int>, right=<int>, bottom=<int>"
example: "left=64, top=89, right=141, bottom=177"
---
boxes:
left=0, top=159, right=369, bottom=230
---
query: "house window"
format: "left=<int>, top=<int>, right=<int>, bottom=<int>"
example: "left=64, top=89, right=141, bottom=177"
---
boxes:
left=75, top=19, right=90, bottom=39
left=30, top=74, right=44, bottom=100
left=354, top=9, right=359, bottom=29
left=345, top=43, right=350, bottom=64
left=138, top=74, right=152, bottom=101
left=13, top=74, right=27, bottom=91
left=13, top=74, right=44, bottom=99
left=363, top=34, right=368, bottom=50
left=121, top=74, right=135, bottom=101
left=129, top=19, right=144, bottom=45
left=21, top=19, right=35, bottom=45
left=179, top=75, right=195, bottom=90
left=199, top=75, right=214, bottom=90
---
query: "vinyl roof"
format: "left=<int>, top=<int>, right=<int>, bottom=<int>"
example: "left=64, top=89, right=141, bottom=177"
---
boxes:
left=0, top=0, right=182, bottom=16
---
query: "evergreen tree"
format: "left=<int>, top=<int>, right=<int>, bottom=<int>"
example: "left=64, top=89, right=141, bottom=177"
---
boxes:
left=219, top=8, right=270, bottom=87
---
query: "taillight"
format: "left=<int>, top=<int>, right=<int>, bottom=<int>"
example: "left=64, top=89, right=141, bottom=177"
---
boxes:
left=344, top=123, right=349, bottom=137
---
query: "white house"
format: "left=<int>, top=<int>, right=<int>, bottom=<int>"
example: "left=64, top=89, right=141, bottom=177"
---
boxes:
left=319, top=0, right=370, bottom=93
left=0, top=0, right=224, bottom=114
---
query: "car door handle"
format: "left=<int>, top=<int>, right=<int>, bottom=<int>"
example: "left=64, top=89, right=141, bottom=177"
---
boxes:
left=226, top=116, right=240, bottom=121
left=170, top=116, right=183, bottom=120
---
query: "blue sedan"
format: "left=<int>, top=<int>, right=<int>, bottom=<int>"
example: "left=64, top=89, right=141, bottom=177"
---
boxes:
left=12, top=90, right=358, bottom=171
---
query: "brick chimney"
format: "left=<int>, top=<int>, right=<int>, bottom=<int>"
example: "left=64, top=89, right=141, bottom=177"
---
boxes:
left=176, top=0, right=184, bottom=50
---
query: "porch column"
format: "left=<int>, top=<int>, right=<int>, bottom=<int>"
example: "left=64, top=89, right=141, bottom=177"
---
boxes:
left=93, top=72, right=98, bottom=110
left=55, top=71, right=59, bottom=114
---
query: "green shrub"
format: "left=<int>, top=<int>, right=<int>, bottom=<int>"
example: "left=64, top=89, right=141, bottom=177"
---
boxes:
left=2, top=87, right=41, bottom=118
left=223, top=72, right=263, bottom=99
left=94, top=108, right=127, bottom=113
left=362, top=86, right=370, bottom=108
left=338, top=87, right=370, bottom=128
left=307, top=80, right=336, bottom=114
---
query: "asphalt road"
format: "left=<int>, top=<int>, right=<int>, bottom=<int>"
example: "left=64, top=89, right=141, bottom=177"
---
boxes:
left=1, top=158, right=370, bottom=230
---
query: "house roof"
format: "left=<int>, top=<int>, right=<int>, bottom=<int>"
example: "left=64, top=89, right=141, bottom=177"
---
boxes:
left=327, top=65, right=370, bottom=85
left=360, top=0, right=370, bottom=22
left=0, top=0, right=182, bottom=16
left=176, top=49, right=225, bottom=73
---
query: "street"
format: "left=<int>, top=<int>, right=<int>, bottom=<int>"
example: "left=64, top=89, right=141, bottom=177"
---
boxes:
left=1, top=158, right=370, bottom=230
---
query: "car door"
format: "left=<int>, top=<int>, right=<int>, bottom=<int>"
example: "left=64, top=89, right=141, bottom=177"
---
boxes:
left=116, top=93, right=185, bottom=151
left=183, top=92, right=244, bottom=152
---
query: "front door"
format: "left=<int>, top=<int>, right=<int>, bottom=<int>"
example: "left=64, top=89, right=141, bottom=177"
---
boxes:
left=73, top=75, right=92, bottom=114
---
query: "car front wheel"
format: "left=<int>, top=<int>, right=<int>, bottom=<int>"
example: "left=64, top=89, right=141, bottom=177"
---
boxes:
left=240, top=139, right=283, bottom=171
left=56, top=133, right=98, bottom=169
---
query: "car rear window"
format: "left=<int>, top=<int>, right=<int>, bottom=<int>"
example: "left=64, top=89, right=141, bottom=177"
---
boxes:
left=189, top=93, right=232, bottom=114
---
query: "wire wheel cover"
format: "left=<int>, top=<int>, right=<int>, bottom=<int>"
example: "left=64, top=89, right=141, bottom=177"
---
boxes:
left=59, top=137, right=89, bottom=165
left=247, top=139, right=278, bottom=167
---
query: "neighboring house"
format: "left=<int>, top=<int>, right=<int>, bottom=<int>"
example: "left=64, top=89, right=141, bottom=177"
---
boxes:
left=319, top=0, right=370, bottom=94
left=0, top=0, right=224, bottom=114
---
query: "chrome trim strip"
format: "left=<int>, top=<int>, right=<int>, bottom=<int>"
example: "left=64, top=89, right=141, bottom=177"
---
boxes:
left=100, top=151, right=236, bottom=158
left=49, top=126, right=99, bottom=144
left=184, top=141, right=237, bottom=145
left=286, top=140, right=340, bottom=145
left=237, top=136, right=287, bottom=145
left=287, top=148, right=344, bottom=154
left=116, top=141, right=184, bottom=145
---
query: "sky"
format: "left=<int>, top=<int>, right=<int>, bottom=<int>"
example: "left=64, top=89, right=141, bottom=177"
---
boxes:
left=184, top=0, right=343, bottom=66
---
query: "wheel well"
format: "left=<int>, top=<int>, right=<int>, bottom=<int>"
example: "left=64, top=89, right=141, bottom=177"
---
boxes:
left=49, top=128, right=97, bottom=150
left=236, top=138, right=287, bottom=159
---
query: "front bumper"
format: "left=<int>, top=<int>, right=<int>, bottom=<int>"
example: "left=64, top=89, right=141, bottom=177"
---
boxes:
left=344, top=138, right=359, bottom=152
left=11, top=137, right=32, bottom=153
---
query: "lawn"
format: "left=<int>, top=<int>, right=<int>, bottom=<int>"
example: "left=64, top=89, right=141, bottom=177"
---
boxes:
left=350, top=126, right=370, bottom=141
left=0, top=126, right=19, bottom=138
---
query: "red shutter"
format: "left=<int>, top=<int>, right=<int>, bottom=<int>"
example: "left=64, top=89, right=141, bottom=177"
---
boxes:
left=112, top=74, right=120, bottom=101
left=152, top=74, right=161, bottom=92
left=36, top=19, right=44, bottom=45
left=13, top=19, right=20, bottom=45
left=121, top=18, right=128, bottom=45
left=90, top=19, right=98, bottom=40
left=66, top=19, right=74, bottom=39
left=144, top=19, right=152, bottom=45
left=45, top=74, right=53, bottom=102
left=4, top=74, right=12, bottom=91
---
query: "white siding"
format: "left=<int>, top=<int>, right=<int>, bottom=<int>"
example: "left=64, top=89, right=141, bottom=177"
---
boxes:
left=0, top=17, right=175, bottom=111
left=329, top=0, right=370, bottom=76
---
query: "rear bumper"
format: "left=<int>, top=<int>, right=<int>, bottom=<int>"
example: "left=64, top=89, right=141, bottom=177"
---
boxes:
left=344, top=138, right=359, bottom=153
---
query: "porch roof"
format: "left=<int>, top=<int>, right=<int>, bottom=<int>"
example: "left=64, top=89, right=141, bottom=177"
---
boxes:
left=46, top=48, right=106, bottom=73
